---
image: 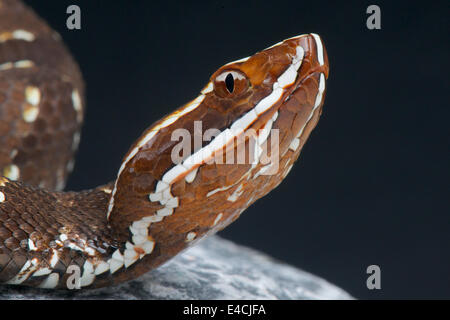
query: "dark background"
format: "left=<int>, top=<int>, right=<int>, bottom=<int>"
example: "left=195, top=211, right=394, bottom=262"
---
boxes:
left=24, top=0, right=449, bottom=299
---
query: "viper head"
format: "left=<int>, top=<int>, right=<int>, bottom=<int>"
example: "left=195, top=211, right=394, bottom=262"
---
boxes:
left=108, top=34, right=329, bottom=255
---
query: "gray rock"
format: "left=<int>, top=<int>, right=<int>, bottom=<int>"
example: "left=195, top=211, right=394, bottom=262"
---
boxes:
left=0, top=236, right=352, bottom=299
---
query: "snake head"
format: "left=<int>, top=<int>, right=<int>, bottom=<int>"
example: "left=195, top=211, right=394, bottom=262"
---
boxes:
left=106, top=33, right=330, bottom=279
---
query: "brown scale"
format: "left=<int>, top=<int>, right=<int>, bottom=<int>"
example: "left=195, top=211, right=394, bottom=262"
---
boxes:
left=0, top=0, right=329, bottom=289
left=0, top=0, right=84, bottom=190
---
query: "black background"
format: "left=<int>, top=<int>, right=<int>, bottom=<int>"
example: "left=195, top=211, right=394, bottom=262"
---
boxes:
left=23, top=0, right=449, bottom=299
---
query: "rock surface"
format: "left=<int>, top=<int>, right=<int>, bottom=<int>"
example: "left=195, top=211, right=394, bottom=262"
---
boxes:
left=0, top=236, right=352, bottom=299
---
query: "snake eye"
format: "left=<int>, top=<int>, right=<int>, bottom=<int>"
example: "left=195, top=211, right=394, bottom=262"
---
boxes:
left=225, top=73, right=234, bottom=93
left=213, top=70, right=249, bottom=98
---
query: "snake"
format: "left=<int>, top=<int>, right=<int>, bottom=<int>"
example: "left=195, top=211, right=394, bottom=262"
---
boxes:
left=0, top=0, right=329, bottom=289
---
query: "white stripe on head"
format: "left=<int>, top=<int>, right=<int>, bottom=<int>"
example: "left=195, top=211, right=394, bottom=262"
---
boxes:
left=107, top=93, right=207, bottom=219
left=264, top=34, right=308, bottom=50
left=311, top=33, right=324, bottom=66
left=201, top=82, right=213, bottom=94
left=224, top=56, right=250, bottom=67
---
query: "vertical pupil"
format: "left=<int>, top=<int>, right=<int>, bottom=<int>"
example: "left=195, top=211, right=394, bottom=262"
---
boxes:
left=225, top=73, right=234, bottom=93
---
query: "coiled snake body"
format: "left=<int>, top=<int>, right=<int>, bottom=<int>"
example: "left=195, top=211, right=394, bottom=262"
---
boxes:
left=0, top=0, right=329, bottom=289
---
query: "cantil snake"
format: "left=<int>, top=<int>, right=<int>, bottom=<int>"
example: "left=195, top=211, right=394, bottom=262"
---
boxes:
left=0, top=0, right=329, bottom=289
